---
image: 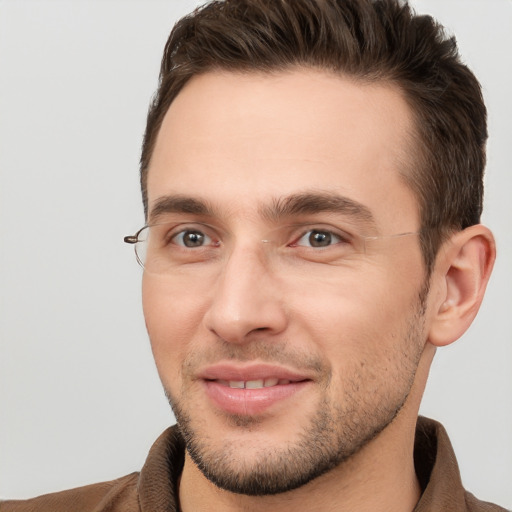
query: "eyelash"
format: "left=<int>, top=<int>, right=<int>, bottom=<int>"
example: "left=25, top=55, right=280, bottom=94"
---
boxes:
left=291, top=228, right=351, bottom=248
left=171, top=229, right=216, bottom=248
left=165, top=225, right=352, bottom=249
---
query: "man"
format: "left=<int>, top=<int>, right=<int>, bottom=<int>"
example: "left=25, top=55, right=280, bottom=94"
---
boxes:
left=1, top=0, right=508, bottom=511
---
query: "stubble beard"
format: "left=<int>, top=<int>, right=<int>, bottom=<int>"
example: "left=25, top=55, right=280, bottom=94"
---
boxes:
left=163, top=295, right=427, bottom=496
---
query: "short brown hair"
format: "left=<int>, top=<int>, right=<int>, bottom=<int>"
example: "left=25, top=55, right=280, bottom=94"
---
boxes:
left=140, top=0, right=487, bottom=273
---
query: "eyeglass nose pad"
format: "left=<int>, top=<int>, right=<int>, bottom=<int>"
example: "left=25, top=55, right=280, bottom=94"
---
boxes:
left=257, top=236, right=286, bottom=272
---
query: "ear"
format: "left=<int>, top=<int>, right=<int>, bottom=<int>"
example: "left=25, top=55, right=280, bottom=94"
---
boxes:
left=427, top=225, right=496, bottom=347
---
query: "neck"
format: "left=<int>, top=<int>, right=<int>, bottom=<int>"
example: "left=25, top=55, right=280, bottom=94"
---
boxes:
left=179, top=416, right=420, bottom=512
left=179, top=345, right=435, bottom=512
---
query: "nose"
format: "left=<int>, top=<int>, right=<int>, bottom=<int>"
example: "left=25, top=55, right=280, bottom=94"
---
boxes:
left=203, top=245, right=288, bottom=344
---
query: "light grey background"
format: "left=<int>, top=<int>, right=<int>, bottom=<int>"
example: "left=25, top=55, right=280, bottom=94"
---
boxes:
left=0, top=0, right=511, bottom=507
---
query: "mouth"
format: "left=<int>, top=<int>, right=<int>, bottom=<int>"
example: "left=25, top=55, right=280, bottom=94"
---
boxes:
left=214, top=378, right=296, bottom=389
left=199, top=364, right=312, bottom=416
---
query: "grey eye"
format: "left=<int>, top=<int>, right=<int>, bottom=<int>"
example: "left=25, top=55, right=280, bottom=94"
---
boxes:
left=174, top=230, right=212, bottom=248
left=296, top=230, right=342, bottom=248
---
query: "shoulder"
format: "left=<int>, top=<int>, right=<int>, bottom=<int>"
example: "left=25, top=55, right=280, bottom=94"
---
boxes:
left=414, top=417, right=509, bottom=512
left=0, top=426, right=185, bottom=512
left=0, top=472, right=140, bottom=512
left=464, top=492, right=511, bottom=512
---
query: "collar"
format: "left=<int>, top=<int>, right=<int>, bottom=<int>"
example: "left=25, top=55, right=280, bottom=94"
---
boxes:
left=136, top=416, right=505, bottom=512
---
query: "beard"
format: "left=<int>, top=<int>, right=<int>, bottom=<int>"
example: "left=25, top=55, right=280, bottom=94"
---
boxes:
left=163, top=292, right=428, bottom=496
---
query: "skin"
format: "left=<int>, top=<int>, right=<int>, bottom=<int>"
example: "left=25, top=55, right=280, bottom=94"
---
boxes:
left=142, top=69, right=495, bottom=512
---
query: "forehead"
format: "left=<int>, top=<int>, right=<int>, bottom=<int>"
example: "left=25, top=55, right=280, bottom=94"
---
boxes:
left=147, top=68, right=420, bottom=231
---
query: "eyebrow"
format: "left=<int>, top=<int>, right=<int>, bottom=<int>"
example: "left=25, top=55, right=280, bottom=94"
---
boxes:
left=262, top=192, right=376, bottom=228
left=149, top=195, right=216, bottom=223
left=148, top=191, right=376, bottom=229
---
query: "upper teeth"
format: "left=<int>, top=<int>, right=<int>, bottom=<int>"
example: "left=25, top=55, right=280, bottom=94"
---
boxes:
left=218, top=378, right=290, bottom=389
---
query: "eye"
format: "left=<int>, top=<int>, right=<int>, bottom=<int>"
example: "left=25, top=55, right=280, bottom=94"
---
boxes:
left=294, top=229, right=346, bottom=248
left=172, top=229, right=213, bottom=248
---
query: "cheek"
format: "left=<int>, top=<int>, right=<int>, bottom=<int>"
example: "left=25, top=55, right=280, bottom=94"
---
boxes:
left=142, top=276, right=207, bottom=382
left=291, top=264, right=424, bottom=360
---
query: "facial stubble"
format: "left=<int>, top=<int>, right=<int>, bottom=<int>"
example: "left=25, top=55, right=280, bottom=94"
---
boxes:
left=161, top=294, right=427, bottom=497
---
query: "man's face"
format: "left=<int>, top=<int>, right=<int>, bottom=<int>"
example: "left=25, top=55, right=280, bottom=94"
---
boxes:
left=143, top=69, right=428, bottom=495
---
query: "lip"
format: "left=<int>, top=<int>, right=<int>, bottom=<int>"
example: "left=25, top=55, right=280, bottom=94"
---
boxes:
left=198, top=363, right=312, bottom=416
left=199, top=363, right=311, bottom=382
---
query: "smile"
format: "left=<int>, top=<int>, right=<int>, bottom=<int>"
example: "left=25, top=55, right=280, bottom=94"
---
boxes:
left=215, top=378, right=292, bottom=389
left=198, top=364, right=312, bottom=416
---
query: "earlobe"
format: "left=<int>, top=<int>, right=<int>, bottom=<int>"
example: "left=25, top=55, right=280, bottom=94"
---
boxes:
left=428, top=225, right=496, bottom=347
